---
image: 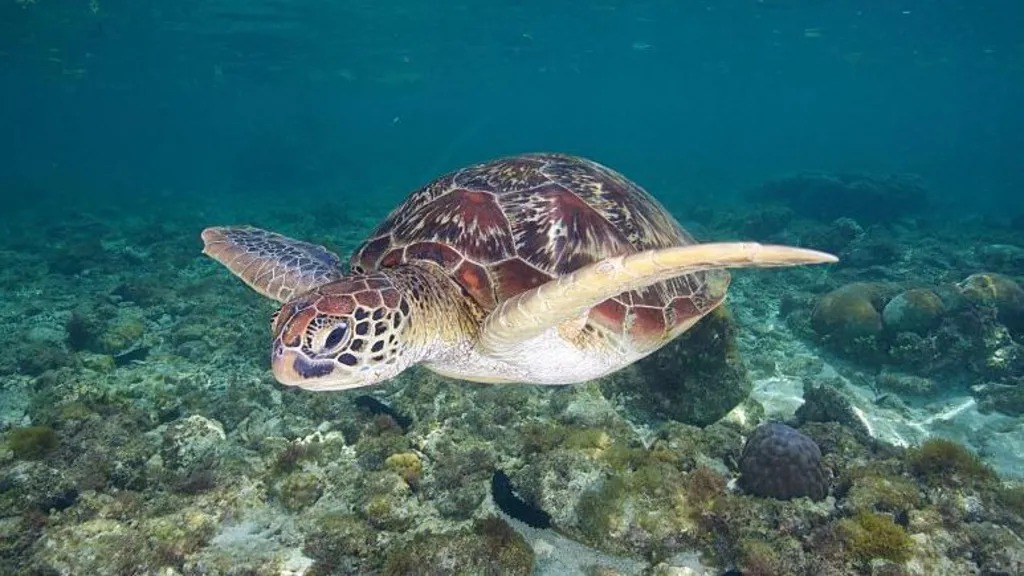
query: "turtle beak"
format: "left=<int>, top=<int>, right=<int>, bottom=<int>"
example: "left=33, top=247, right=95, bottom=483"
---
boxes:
left=271, top=343, right=333, bottom=388
left=271, top=342, right=374, bottom=391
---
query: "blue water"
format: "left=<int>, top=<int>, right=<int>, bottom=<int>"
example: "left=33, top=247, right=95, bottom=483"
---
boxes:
left=2, top=2, right=1023, bottom=574
left=3, top=1, right=1021, bottom=215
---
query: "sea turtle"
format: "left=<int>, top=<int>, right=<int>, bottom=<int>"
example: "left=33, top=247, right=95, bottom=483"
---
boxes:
left=202, top=153, right=835, bottom=391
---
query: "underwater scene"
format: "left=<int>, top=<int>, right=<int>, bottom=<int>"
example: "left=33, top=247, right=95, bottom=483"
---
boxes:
left=2, top=0, right=1023, bottom=574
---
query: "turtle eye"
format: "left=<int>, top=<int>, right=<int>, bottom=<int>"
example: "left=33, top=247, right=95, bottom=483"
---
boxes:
left=323, top=322, right=349, bottom=350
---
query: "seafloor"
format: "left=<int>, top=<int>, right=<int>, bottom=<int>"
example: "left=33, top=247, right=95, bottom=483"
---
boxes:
left=1, top=172, right=1023, bottom=575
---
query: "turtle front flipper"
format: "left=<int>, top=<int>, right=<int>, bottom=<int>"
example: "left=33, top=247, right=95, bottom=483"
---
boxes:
left=201, top=226, right=344, bottom=303
left=477, top=242, right=837, bottom=354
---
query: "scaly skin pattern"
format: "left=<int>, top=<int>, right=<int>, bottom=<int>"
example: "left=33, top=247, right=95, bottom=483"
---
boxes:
left=201, top=226, right=342, bottom=302
left=269, top=261, right=484, bottom=390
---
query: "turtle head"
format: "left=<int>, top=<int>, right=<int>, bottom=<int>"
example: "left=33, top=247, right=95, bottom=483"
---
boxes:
left=269, top=274, right=414, bottom=391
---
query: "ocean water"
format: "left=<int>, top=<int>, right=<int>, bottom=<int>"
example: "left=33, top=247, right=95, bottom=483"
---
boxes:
left=1, top=1, right=1023, bottom=574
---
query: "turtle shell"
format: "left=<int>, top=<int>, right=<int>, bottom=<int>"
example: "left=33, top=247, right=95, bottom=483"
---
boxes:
left=352, top=153, right=726, bottom=344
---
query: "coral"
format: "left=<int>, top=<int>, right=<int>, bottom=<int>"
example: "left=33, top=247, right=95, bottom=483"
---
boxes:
left=997, top=483, right=1024, bottom=516
left=739, top=205, right=794, bottom=239
left=906, top=438, right=996, bottom=487
left=303, top=513, right=379, bottom=575
left=357, top=472, right=416, bottom=531
left=273, top=438, right=322, bottom=473
left=35, top=518, right=144, bottom=574
left=97, top=312, right=146, bottom=355
left=753, top=171, right=930, bottom=224
left=962, top=522, right=1024, bottom=575
left=144, top=509, right=219, bottom=566
left=737, top=538, right=808, bottom=576
left=841, top=229, right=903, bottom=267
left=5, top=426, right=58, bottom=460
left=33, top=507, right=218, bottom=573
left=738, top=423, right=828, bottom=501
left=354, top=427, right=411, bottom=470
left=975, top=243, right=1024, bottom=274
left=425, top=437, right=494, bottom=519
left=844, top=473, right=921, bottom=516
left=273, top=471, right=323, bottom=511
left=384, top=451, right=422, bottom=489
left=0, top=461, right=79, bottom=515
left=811, top=282, right=894, bottom=356
left=838, top=512, right=913, bottom=564
left=882, top=288, right=946, bottom=335
left=801, top=217, right=864, bottom=254
left=13, top=340, right=77, bottom=376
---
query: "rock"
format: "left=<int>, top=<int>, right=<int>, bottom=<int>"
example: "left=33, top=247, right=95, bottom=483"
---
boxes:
left=613, top=307, right=750, bottom=426
left=161, top=415, right=226, bottom=472
left=752, top=171, right=930, bottom=224
left=974, top=381, right=1024, bottom=417
left=958, top=272, right=1024, bottom=333
left=976, top=244, right=1024, bottom=272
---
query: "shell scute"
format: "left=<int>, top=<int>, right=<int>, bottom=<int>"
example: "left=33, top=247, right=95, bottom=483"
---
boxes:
left=355, top=289, right=383, bottom=308
left=628, top=306, right=667, bottom=343
left=491, top=258, right=554, bottom=303
left=454, top=260, right=496, bottom=310
left=385, top=187, right=513, bottom=263
left=351, top=153, right=725, bottom=342
left=356, top=236, right=391, bottom=271
left=404, top=241, right=463, bottom=271
left=502, top=182, right=633, bottom=274
left=379, top=249, right=403, bottom=268
left=454, top=155, right=552, bottom=192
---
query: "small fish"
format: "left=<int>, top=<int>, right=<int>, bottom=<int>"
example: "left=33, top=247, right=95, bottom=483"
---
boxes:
left=353, top=395, right=412, bottom=431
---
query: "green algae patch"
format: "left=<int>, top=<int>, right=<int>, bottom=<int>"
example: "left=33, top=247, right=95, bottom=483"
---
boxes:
left=839, top=512, right=913, bottom=564
left=6, top=426, right=58, bottom=460
left=273, top=471, right=323, bottom=511
left=576, top=476, right=629, bottom=543
left=845, top=473, right=922, bottom=515
left=358, top=472, right=417, bottom=531
left=303, top=513, right=379, bottom=575
left=382, top=517, right=534, bottom=576
left=907, top=438, right=996, bottom=487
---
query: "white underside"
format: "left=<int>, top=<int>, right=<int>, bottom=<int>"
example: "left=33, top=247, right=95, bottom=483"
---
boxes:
left=423, top=327, right=644, bottom=385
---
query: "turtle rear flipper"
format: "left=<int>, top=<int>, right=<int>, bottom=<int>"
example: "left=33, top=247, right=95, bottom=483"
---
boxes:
left=201, top=226, right=343, bottom=303
left=477, top=242, right=837, bottom=355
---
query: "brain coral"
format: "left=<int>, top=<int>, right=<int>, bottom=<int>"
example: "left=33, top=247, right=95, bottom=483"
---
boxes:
left=881, top=288, right=946, bottom=335
left=738, top=422, right=828, bottom=501
left=811, top=282, right=893, bottom=341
